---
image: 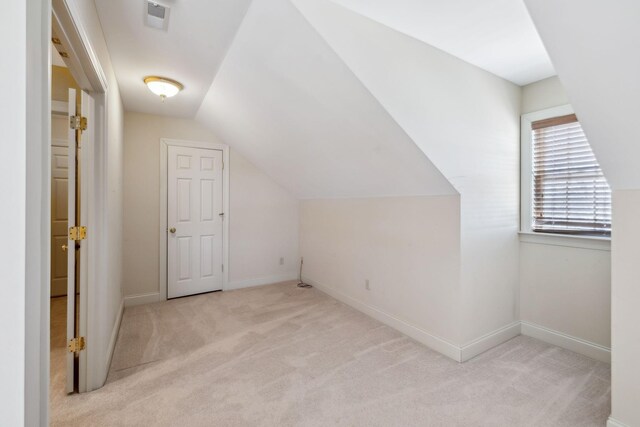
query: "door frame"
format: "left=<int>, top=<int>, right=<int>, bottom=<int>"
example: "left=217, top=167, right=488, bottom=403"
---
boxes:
left=159, top=139, right=230, bottom=300
left=20, top=0, right=113, bottom=422
left=52, top=0, right=112, bottom=394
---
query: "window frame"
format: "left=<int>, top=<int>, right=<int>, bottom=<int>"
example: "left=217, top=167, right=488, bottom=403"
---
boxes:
left=520, top=104, right=611, bottom=246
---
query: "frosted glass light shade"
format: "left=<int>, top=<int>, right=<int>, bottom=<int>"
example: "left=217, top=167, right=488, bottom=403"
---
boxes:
left=144, top=76, right=183, bottom=99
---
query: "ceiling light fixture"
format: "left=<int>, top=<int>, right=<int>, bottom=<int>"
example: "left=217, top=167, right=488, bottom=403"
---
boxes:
left=143, top=76, right=183, bottom=101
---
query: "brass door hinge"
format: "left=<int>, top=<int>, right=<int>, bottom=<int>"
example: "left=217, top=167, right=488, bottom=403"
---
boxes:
left=69, top=226, right=87, bottom=241
left=68, top=337, right=86, bottom=353
left=70, top=115, right=87, bottom=131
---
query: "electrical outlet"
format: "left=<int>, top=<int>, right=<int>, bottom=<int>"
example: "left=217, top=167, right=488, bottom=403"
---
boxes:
left=365, top=279, right=370, bottom=290
left=279, top=257, right=284, bottom=265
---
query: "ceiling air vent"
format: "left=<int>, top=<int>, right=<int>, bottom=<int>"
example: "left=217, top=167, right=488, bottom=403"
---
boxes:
left=145, top=1, right=170, bottom=31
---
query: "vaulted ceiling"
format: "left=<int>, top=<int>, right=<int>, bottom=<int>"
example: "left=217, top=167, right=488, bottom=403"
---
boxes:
left=196, top=0, right=457, bottom=199
left=95, top=0, right=552, bottom=117
left=95, top=0, right=547, bottom=198
left=292, top=0, right=521, bottom=193
left=328, top=0, right=554, bottom=86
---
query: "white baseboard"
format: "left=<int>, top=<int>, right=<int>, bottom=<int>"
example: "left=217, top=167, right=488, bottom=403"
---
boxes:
left=460, top=321, right=522, bottom=362
left=306, top=277, right=611, bottom=364
left=226, top=273, right=298, bottom=291
left=521, top=320, right=611, bottom=363
left=124, top=274, right=298, bottom=305
left=103, top=298, right=124, bottom=387
left=305, top=277, right=462, bottom=361
left=607, top=416, right=630, bottom=427
left=122, top=281, right=611, bottom=365
left=124, top=292, right=161, bottom=307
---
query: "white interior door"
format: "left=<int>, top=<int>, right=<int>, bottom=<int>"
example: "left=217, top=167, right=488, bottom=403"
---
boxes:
left=65, top=88, right=91, bottom=393
left=77, top=89, right=91, bottom=393
left=167, top=146, right=224, bottom=298
left=51, top=144, right=69, bottom=297
left=66, top=88, right=78, bottom=393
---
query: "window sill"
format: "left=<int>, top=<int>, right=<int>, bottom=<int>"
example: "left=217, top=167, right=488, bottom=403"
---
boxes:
left=518, top=231, right=611, bottom=251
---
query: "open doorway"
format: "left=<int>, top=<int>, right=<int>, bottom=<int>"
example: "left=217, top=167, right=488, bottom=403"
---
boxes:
left=48, top=0, right=113, bottom=412
left=49, top=43, right=83, bottom=405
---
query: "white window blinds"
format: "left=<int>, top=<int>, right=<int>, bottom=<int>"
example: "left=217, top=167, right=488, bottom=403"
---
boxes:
left=531, top=114, right=611, bottom=236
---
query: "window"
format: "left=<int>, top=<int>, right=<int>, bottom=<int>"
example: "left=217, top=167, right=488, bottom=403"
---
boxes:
left=521, top=106, right=611, bottom=237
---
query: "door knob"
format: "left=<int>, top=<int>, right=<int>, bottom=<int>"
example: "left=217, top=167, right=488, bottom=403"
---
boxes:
left=61, top=244, right=68, bottom=252
left=169, top=227, right=176, bottom=234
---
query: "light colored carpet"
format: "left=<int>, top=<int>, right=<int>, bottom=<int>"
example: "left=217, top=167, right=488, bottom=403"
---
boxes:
left=50, top=296, right=69, bottom=411
left=51, top=281, right=610, bottom=426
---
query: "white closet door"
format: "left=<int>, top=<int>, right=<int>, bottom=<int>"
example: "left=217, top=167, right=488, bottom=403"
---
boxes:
left=167, top=146, right=224, bottom=298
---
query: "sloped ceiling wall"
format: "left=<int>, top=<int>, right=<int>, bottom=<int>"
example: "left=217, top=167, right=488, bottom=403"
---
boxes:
left=196, top=0, right=456, bottom=199
left=524, top=0, right=640, bottom=190
left=290, top=0, right=521, bottom=342
left=327, top=0, right=554, bottom=86
left=291, top=0, right=521, bottom=196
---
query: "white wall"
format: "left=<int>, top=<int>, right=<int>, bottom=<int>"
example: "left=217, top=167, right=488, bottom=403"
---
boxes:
left=25, top=0, right=51, bottom=421
left=521, top=76, right=569, bottom=113
left=228, top=151, right=300, bottom=288
left=300, top=196, right=462, bottom=353
left=611, top=190, right=640, bottom=427
left=294, top=0, right=521, bottom=347
left=520, top=241, right=611, bottom=347
left=519, top=76, right=611, bottom=350
left=122, top=112, right=299, bottom=301
left=1, top=2, right=28, bottom=425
